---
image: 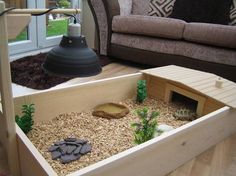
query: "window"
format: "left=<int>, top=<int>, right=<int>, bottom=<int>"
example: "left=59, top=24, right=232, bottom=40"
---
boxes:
left=6, top=0, right=80, bottom=56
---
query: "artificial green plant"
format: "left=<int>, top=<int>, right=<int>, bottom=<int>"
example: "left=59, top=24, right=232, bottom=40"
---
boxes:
left=15, top=104, right=35, bottom=134
left=131, top=108, right=159, bottom=144
left=136, top=80, right=147, bottom=103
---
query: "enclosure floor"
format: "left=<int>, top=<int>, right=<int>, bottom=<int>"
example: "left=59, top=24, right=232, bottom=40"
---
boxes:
left=1, top=62, right=236, bottom=175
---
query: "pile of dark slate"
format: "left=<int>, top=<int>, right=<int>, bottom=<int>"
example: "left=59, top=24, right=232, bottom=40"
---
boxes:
left=48, top=138, right=92, bottom=164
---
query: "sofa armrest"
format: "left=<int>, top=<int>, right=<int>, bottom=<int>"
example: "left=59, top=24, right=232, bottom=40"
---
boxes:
left=88, top=0, right=120, bottom=55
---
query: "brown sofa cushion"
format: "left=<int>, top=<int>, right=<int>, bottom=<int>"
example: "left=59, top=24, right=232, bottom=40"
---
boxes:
left=118, top=0, right=132, bottom=16
left=183, top=23, right=236, bottom=49
left=132, top=0, right=150, bottom=15
left=112, top=15, right=186, bottom=39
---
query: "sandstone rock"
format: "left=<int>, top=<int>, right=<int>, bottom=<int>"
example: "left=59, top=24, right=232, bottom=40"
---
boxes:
left=92, top=103, right=129, bottom=119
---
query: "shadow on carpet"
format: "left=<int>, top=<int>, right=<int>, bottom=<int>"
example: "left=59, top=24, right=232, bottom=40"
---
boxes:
left=10, top=53, right=112, bottom=90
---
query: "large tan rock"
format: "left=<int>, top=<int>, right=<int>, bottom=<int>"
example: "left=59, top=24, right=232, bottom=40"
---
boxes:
left=92, top=103, right=129, bottom=119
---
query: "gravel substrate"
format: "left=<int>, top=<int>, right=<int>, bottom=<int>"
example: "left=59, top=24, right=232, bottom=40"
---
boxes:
left=27, top=98, right=190, bottom=175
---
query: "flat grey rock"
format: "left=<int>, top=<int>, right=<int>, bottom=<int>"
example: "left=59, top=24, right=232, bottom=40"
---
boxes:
left=65, top=141, right=78, bottom=146
left=80, top=143, right=92, bottom=155
left=54, top=141, right=65, bottom=146
left=73, top=144, right=82, bottom=155
left=61, top=155, right=72, bottom=164
left=60, top=145, right=68, bottom=155
left=48, top=145, right=59, bottom=152
left=51, top=151, right=61, bottom=160
left=49, top=138, right=92, bottom=164
left=64, top=138, right=77, bottom=142
left=76, top=139, right=87, bottom=144
left=70, top=154, right=81, bottom=161
left=67, top=145, right=77, bottom=154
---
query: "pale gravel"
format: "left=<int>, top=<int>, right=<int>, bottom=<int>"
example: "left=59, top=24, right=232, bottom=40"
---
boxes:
left=27, top=98, right=189, bottom=176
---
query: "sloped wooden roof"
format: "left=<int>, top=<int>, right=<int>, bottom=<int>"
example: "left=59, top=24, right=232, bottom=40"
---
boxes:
left=142, top=65, right=236, bottom=108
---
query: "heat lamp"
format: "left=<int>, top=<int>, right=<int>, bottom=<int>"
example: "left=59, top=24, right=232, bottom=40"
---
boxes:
left=43, top=18, right=102, bottom=77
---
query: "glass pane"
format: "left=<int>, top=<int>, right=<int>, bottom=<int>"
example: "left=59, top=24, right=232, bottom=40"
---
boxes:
left=5, top=0, right=29, bottom=42
left=46, top=0, right=70, bottom=37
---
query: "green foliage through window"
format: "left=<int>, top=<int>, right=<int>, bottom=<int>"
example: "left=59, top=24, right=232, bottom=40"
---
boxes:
left=57, top=0, right=71, bottom=8
left=15, top=104, right=35, bottom=134
left=131, top=108, right=159, bottom=144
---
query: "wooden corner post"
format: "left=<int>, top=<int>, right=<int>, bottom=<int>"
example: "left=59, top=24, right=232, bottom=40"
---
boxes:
left=0, top=1, right=21, bottom=175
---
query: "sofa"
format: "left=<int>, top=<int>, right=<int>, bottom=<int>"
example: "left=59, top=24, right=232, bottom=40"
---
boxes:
left=88, top=0, right=236, bottom=82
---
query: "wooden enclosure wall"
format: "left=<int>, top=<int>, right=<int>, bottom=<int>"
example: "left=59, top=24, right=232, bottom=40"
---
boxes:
left=145, top=74, right=224, bottom=115
left=13, top=72, right=236, bottom=176
left=69, top=107, right=236, bottom=176
left=0, top=1, right=20, bottom=175
left=16, top=125, right=57, bottom=176
left=14, top=74, right=143, bottom=123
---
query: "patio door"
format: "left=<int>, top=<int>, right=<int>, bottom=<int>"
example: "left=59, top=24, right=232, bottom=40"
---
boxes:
left=7, top=0, right=80, bottom=56
left=7, top=0, right=38, bottom=55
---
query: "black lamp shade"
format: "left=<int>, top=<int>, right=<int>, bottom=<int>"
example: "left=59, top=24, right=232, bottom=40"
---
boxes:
left=43, top=35, right=102, bottom=77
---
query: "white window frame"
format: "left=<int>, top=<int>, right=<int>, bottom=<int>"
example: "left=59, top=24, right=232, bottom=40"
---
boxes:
left=9, top=0, right=37, bottom=56
left=9, top=0, right=81, bottom=56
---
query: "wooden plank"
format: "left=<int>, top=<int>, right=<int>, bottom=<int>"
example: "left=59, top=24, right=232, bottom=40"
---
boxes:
left=180, top=75, right=215, bottom=85
left=188, top=77, right=216, bottom=87
left=214, top=88, right=236, bottom=100
left=227, top=99, right=236, bottom=108
left=8, top=8, right=81, bottom=14
left=202, top=98, right=224, bottom=115
left=164, top=83, right=206, bottom=116
left=168, top=133, right=236, bottom=176
left=202, top=83, right=235, bottom=96
left=68, top=107, right=236, bottom=176
left=7, top=14, right=31, bottom=40
left=14, top=73, right=143, bottom=123
left=194, top=77, right=231, bottom=92
left=16, top=125, right=57, bottom=176
left=142, top=66, right=236, bottom=108
left=0, top=2, right=20, bottom=175
left=147, top=77, right=166, bottom=100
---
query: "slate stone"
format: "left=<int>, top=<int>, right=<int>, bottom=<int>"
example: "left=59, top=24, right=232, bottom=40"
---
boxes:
left=67, top=145, right=77, bottom=154
left=80, top=143, right=92, bottom=155
left=48, top=145, right=59, bottom=152
left=65, top=141, right=78, bottom=146
left=60, top=145, right=68, bottom=155
left=73, top=144, right=82, bottom=155
left=64, top=138, right=77, bottom=142
left=51, top=151, right=61, bottom=160
left=49, top=138, right=92, bottom=164
left=76, top=139, right=87, bottom=145
left=54, top=141, right=65, bottom=146
left=61, top=155, right=72, bottom=164
left=70, top=154, right=81, bottom=161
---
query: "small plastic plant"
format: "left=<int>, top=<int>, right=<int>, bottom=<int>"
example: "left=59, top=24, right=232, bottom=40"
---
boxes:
left=136, top=80, right=147, bottom=103
left=15, top=104, right=35, bottom=134
left=131, top=108, right=159, bottom=144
